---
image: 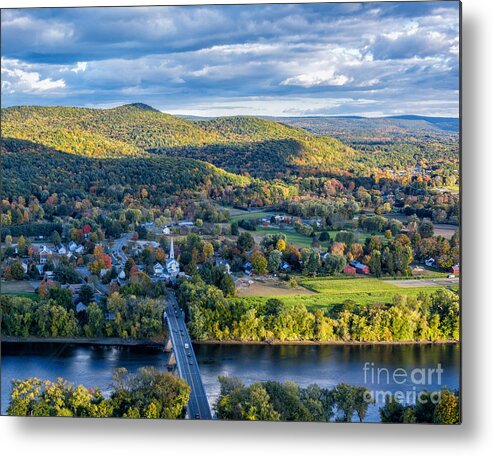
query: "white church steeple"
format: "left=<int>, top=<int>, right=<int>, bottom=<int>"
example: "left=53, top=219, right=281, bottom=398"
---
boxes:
left=169, top=238, right=174, bottom=260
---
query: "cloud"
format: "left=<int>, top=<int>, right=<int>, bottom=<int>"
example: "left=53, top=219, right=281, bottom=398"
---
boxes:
left=281, top=70, right=352, bottom=88
left=1, top=2, right=460, bottom=117
left=1, top=58, right=66, bottom=94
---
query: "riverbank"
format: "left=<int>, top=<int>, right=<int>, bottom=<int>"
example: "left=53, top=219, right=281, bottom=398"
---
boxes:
left=193, top=339, right=459, bottom=346
left=1, top=336, right=459, bottom=347
left=1, top=336, right=166, bottom=347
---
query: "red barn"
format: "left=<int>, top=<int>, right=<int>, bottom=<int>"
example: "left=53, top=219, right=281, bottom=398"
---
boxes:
left=343, top=265, right=357, bottom=275
left=350, top=261, right=370, bottom=275
left=451, top=264, right=460, bottom=275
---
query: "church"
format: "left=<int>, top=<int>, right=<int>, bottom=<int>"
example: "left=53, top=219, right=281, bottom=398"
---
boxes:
left=165, top=238, right=180, bottom=279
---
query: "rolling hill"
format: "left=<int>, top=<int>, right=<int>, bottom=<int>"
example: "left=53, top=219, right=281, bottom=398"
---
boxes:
left=1, top=104, right=355, bottom=177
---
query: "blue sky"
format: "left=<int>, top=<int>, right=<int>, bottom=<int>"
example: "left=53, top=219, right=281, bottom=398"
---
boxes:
left=1, top=2, right=460, bottom=117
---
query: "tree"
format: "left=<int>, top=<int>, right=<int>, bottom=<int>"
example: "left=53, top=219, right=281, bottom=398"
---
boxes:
left=51, top=230, right=62, bottom=245
left=418, top=221, right=434, bottom=239
left=330, top=241, right=346, bottom=256
left=79, top=284, right=94, bottom=305
left=319, top=231, right=330, bottom=242
left=276, top=238, right=286, bottom=252
left=433, top=390, right=460, bottom=424
left=238, top=232, right=255, bottom=251
left=368, top=250, right=382, bottom=277
left=379, top=396, right=406, bottom=423
left=230, top=222, right=239, bottom=236
left=250, top=251, right=267, bottom=275
left=332, top=383, right=371, bottom=422
left=17, top=235, right=27, bottom=256
left=48, top=287, right=73, bottom=309
left=84, top=302, right=105, bottom=337
left=10, top=262, right=25, bottom=280
left=323, top=254, right=346, bottom=275
left=219, top=274, right=236, bottom=298
left=267, top=250, right=282, bottom=274
left=304, top=250, right=321, bottom=277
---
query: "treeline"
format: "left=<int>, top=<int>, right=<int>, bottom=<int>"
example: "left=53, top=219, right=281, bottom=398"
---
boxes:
left=1, top=223, right=62, bottom=239
left=216, top=377, right=371, bottom=422
left=0, top=293, right=164, bottom=339
left=7, top=367, right=190, bottom=418
left=177, top=279, right=459, bottom=342
left=215, top=377, right=460, bottom=423
left=380, top=390, right=460, bottom=424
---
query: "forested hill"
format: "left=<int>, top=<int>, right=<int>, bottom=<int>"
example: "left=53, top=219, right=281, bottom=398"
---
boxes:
left=1, top=104, right=355, bottom=178
left=1, top=138, right=294, bottom=208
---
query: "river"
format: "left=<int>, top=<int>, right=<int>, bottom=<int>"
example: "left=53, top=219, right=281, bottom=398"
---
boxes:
left=1, top=342, right=460, bottom=422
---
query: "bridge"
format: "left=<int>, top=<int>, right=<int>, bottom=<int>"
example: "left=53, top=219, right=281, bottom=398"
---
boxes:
left=164, top=292, right=212, bottom=420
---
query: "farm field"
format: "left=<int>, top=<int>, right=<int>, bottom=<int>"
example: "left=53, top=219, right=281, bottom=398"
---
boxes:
left=433, top=224, right=458, bottom=240
left=233, top=277, right=445, bottom=310
left=230, top=210, right=279, bottom=222
left=236, top=279, right=316, bottom=297
left=1, top=280, right=38, bottom=298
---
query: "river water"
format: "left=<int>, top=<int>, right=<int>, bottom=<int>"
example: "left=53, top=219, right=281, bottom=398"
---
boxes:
left=1, top=342, right=460, bottom=422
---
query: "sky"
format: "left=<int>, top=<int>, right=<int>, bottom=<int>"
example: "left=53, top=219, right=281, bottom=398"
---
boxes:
left=1, top=2, right=460, bottom=117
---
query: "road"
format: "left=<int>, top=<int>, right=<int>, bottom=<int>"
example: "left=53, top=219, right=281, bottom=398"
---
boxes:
left=111, top=232, right=132, bottom=264
left=164, top=292, right=212, bottom=420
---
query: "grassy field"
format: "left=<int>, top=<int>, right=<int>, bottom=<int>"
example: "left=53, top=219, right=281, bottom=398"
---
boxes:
left=1, top=280, right=38, bottom=299
left=237, top=280, right=316, bottom=297
left=230, top=211, right=279, bottom=222
left=233, top=277, right=442, bottom=310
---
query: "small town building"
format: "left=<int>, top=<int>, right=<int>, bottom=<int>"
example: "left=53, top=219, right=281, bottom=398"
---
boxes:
left=153, top=263, right=165, bottom=276
left=451, top=264, right=460, bottom=275
left=56, top=244, right=67, bottom=255
left=350, top=261, right=370, bottom=275
left=343, top=265, right=357, bottom=275
left=39, top=245, right=53, bottom=264
left=76, top=303, right=88, bottom=314
left=165, top=238, right=180, bottom=278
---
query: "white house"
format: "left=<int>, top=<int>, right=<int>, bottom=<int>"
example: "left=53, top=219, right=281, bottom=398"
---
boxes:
left=39, top=245, right=53, bottom=264
left=162, top=226, right=171, bottom=235
left=68, top=241, right=78, bottom=252
left=153, top=263, right=165, bottom=276
left=56, top=244, right=67, bottom=255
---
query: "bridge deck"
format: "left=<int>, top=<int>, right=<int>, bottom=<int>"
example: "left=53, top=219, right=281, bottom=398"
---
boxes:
left=164, top=292, right=212, bottom=420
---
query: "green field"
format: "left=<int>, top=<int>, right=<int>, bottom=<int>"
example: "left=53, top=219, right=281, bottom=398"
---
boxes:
left=230, top=211, right=279, bottom=222
left=233, top=277, right=441, bottom=310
